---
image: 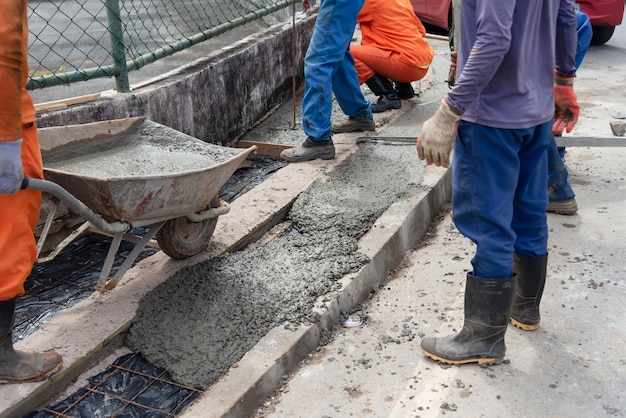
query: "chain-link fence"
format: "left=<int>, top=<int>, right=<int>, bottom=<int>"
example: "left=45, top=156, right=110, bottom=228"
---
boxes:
left=27, top=0, right=294, bottom=92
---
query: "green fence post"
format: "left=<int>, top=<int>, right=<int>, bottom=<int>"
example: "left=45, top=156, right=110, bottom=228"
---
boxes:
left=105, top=0, right=130, bottom=92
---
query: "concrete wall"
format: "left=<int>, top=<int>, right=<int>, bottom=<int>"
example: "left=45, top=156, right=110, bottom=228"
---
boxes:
left=32, top=14, right=316, bottom=247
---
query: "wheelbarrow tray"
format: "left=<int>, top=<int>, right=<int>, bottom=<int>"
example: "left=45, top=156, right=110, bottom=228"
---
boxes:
left=41, top=118, right=255, bottom=222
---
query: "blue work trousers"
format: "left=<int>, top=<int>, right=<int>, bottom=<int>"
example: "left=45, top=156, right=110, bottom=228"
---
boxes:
left=548, top=135, right=575, bottom=201
left=302, top=0, right=372, bottom=141
left=452, top=121, right=551, bottom=279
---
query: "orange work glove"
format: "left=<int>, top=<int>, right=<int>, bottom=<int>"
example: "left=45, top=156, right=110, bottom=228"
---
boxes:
left=553, top=72, right=579, bottom=135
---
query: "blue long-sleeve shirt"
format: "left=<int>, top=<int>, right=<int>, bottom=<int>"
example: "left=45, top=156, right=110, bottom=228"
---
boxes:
left=447, top=0, right=578, bottom=129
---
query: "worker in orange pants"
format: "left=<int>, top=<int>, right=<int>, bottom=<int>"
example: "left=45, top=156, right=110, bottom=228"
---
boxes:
left=351, top=0, right=434, bottom=112
left=0, top=0, right=63, bottom=383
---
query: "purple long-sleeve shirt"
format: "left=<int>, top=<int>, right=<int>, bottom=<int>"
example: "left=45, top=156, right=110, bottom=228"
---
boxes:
left=447, top=0, right=578, bottom=129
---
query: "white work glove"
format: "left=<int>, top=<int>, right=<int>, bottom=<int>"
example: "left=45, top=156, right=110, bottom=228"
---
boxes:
left=0, top=138, right=23, bottom=195
left=416, top=100, right=461, bottom=168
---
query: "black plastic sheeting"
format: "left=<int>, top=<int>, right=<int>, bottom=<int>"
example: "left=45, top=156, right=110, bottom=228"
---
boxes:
left=19, top=158, right=285, bottom=417
left=15, top=231, right=159, bottom=341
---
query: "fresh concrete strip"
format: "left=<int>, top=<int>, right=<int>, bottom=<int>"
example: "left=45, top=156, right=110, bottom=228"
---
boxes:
left=181, top=166, right=451, bottom=418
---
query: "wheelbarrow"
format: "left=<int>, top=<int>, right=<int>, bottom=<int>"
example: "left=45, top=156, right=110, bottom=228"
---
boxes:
left=25, top=117, right=257, bottom=291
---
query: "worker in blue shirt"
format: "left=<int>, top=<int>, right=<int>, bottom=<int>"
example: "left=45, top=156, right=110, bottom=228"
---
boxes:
left=417, top=0, right=579, bottom=365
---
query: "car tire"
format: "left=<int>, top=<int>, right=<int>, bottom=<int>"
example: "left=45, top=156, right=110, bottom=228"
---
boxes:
left=590, top=25, right=615, bottom=45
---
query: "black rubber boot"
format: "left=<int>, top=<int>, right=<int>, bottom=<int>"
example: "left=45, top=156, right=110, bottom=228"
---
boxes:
left=421, top=274, right=516, bottom=365
left=510, top=254, right=548, bottom=331
left=393, top=82, right=415, bottom=100
left=365, top=75, right=401, bottom=113
left=0, top=298, right=63, bottom=384
left=280, top=137, right=335, bottom=162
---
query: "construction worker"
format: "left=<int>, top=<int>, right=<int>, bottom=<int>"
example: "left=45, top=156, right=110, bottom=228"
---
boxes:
left=547, top=10, right=592, bottom=215
left=0, top=0, right=63, bottom=383
left=350, top=0, right=434, bottom=113
left=446, top=6, right=591, bottom=216
left=417, top=0, right=579, bottom=365
left=280, top=0, right=375, bottom=163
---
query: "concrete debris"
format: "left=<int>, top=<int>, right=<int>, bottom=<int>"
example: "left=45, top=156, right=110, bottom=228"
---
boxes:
left=610, top=120, right=626, bottom=136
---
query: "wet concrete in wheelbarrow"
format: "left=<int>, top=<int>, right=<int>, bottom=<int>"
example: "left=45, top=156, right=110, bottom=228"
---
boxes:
left=125, top=140, right=426, bottom=390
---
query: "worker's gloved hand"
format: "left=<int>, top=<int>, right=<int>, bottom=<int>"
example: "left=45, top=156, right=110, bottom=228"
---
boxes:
left=446, top=50, right=458, bottom=88
left=553, top=72, right=579, bottom=135
left=302, top=0, right=311, bottom=9
left=0, top=138, right=23, bottom=195
left=416, top=100, right=461, bottom=168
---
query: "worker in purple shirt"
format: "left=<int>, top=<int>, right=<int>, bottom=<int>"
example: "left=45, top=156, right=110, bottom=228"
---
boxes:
left=416, top=0, right=579, bottom=365
left=547, top=10, right=592, bottom=215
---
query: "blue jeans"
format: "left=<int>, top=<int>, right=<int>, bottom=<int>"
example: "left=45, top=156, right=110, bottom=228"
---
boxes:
left=548, top=136, right=575, bottom=201
left=452, top=121, right=551, bottom=279
left=301, top=0, right=372, bottom=141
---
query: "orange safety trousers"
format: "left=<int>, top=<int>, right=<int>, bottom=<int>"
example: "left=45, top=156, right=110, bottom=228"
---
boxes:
left=350, top=44, right=429, bottom=86
left=0, top=0, right=44, bottom=300
left=0, top=124, right=43, bottom=300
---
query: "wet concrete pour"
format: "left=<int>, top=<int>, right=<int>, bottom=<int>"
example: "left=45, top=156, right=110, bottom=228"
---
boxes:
left=125, top=138, right=427, bottom=390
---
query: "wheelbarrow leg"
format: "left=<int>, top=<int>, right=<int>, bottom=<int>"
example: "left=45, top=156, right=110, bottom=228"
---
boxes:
left=96, top=232, right=125, bottom=292
left=38, top=221, right=90, bottom=263
left=101, top=221, right=166, bottom=291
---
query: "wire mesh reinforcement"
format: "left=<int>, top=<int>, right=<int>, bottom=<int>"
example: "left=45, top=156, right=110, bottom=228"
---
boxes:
left=22, top=353, right=202, bottom=418
left=27, top=0, right=295, bottom=92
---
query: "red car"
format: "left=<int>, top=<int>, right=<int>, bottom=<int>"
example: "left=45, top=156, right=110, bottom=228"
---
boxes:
left=410, top=0, right=624, bottom=45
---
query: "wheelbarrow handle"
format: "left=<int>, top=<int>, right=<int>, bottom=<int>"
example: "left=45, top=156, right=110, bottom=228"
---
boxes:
left=22, top=176, right=129, bottom=234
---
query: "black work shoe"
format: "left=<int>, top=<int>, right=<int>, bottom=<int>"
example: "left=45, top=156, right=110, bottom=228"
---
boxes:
left=280, top=137, right=335, bottom=162
left=331, top=117, right=375, bottom=133
left=371, top=94, right=402, bottom=113
left=394, top=82, right=415, bottom=100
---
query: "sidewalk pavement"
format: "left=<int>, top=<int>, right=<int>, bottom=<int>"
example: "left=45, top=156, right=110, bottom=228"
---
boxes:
left=254, top=147, right=626, bottom=418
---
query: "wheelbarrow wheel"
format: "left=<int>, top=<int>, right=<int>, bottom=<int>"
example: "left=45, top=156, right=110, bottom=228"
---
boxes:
left=156, top=196, right=219, bottom=259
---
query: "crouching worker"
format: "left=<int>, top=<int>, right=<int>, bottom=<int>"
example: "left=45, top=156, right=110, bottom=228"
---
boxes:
left=350, top=0, right=434, bottom=113
left=0, top=0, right=63, bottom=383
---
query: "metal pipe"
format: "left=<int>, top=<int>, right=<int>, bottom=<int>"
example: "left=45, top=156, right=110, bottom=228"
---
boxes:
left=105, top=0, right=130, bottom=92
left=23, top=178, right=129, bottom=234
